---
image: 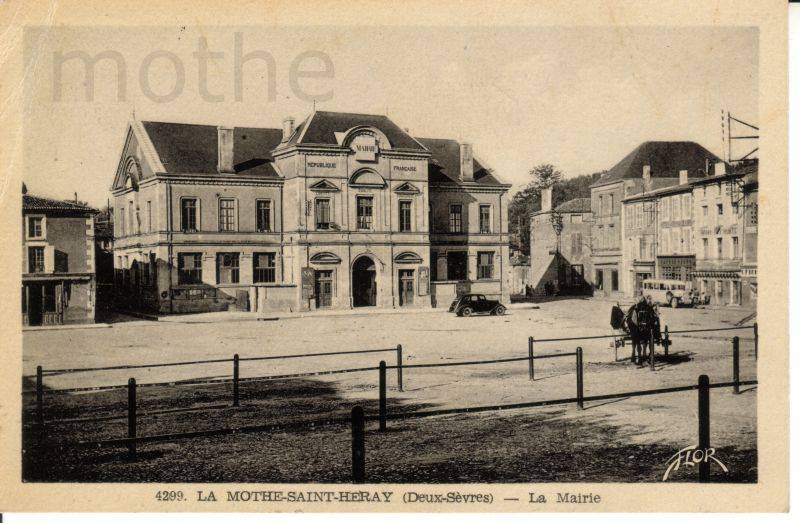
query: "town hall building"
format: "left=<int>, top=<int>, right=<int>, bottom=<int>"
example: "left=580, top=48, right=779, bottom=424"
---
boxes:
left=110, top=110, right=511, bottom=314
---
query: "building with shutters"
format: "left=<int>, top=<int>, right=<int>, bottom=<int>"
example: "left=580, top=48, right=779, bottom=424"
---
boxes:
left=110, top=110, right=511, bottom=314
left=22, top=191, right=99, bottom=325
left=690, top=160, right=757, bottom=307
left=590, top=141, right=722, bottom=298
left=528, top=190, right=593, bottom=296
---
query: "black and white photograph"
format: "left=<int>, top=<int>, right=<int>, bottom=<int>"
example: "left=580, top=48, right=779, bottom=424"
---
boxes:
left=0, top=0, right=790, bottom=514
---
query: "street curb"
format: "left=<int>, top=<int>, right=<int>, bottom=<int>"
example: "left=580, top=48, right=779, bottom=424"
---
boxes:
left=23, top=323, right=112, bottom=332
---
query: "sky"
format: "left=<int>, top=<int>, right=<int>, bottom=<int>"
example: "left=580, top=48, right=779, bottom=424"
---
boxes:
left=22, top=25, right=758, bottom=206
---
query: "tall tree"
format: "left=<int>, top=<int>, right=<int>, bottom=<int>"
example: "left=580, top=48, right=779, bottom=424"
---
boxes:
left=508, top=166, right=604, bottom=255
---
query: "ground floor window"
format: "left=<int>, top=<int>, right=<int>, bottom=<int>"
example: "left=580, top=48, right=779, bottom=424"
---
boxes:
left=253, top=252, right=276, bottom=283
left=28, top=246, right=44, bottom=273
left=447, top=251, right=468, bottom=281
left=595, top=269, right=604, bottom=290
left=611, top=270, right=619, bottom=291
left=178, top=253, right=203, bottom=284
left=477, top=252, right=494, bottom=279
left=217, top=253, right=240, bottom=284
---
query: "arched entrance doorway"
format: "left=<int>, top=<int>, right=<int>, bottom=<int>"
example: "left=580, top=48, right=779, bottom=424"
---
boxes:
left=352, top=256, right=377, bottom=307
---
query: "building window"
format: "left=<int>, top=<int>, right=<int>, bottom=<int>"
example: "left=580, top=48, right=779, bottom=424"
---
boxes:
left=178, top=253, right=202, bottom=284
left=732, top=202, right=739, bottom=215
left=129, top=201, right=136, bottom=235
left=449, top=204, right=462, bottom=233
left=256, top=200, right=272, bottom=232
left=119, top=210, right=126, bottom=236
left=181, top=198, right=198, bottom=232
left=477, top=252, right=494, bottom=279
left=702, top=238, right=709, bottom=259
left=399, top=200, right=412, bottom=232
left=702, top=205, right=708, bottom=221
left=717, top=203, right=724, bottom=216
left=732, top=236, right=740, bottom=258
left=748, top=202, right=758, bottom=226
left=357, top=196, right=373, bottom=230
left=219, top=199, right=236, bottom=232
left=716, top=237, right=723, bottom=259
left=146, top=201, right=152, bottom=233
left=479, top=204, right=491, bottom=233
left=611, top=270, right=619, bottom=291
left=253, top=252, right=276, bottom=283
left=315, top=198, right=331, bottom=230
left=28, top=247, right=45, bottom=273
left=595, top=270, right=604, bottom=290
left=216, top=253, right=240, bottom=284
left=446, top=251, right=468, bottom=281
left=27, top=217, right=44, bottom=238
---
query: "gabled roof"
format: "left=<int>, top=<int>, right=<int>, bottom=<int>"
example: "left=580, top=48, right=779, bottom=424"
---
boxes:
left=592, top=141, right=721, bottom=188
left=23, top=194, right=98, bottom=214
left=555, top=197, right=592, bottom=213
left=141, top=121, right=283, bottom=177
left=416, top=137, right=506, bottom=187
left=291, top=111, right=426, bottom=150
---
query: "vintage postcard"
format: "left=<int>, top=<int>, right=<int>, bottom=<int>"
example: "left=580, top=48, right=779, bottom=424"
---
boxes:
left=0, top=0, right=789, bottom=514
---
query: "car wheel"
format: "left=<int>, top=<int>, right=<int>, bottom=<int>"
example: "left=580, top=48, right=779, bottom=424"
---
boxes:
left=493, top=305, right=506, bottom=316
left=461, top=306, right=473, bottom=317
left=671, top=297, right=679, bottom=308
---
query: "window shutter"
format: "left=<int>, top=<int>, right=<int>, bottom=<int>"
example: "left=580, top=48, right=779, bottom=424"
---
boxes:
left=44, top=245, right=55, bottom=273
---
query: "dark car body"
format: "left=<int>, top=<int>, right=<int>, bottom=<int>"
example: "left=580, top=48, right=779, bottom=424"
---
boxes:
left=448, top=294, right=506, bottom=316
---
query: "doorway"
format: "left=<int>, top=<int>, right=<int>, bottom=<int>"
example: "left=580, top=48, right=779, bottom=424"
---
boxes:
left=399, top=269, right=414, bottom=307
left=352, top=256, right=377, bottom=307
left=315, top=270, right=333, bottom=308
left=27, top=283, right=43, bottom=326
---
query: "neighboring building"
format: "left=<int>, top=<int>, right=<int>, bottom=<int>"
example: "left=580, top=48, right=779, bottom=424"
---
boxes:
left=621, top=169, right=700, bottom=297
left=691, top=161, right=756, bottom=307
left=110, top=111, right=511, bottom=314
left=590, top=141, right=721, bottom=298
left=739, top=162, right=758, bottom=307
left=22, top=192, right=99, bottom=326
left=529, top=189, right=592, bottom=295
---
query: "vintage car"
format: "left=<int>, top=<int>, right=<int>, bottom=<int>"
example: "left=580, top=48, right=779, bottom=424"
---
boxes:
left=448, top=294, right=506, bottom=317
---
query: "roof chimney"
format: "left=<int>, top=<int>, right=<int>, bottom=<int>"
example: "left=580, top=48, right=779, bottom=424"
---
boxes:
left=541, top=187, right=552, bottom=212
left=642, top=164, right=652, bottom=191
left=217, top=126, right=235, bottom=173
left=459, top=142, right=474, bottom=182
left=282, top=117, right=295, bottom=142
left=679, top=169, right=688, bottom=185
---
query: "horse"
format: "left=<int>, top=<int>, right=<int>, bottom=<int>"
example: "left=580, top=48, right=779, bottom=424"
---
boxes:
left=624, top=302, right=661, bottom=366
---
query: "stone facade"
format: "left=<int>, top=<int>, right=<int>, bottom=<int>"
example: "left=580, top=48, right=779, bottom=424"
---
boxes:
left=111, top=111, right=511, bottom=315
left=529, top=191, right=593, bottom=296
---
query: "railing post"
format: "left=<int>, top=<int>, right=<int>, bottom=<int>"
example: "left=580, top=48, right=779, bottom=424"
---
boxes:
left=649, top=329, right=655, bottom=371
left=528, top=336, right=535, bottom=380
left=732, top=337, right=740, bottom=394
left=575, top=347, right=584, bottom=410
left=127, top=377, right=137, bottom=460
left=351, top=406, right=366, bottom=483
left=663, top=325, right=670, bottom=358
left=379, top=360, right=387, bottom=431
left=753, top=322, right=758, bottom=360
left=233, top=353, right=240, bottom=407
left=36, top=365, right=44, bottom=441
left=396, top=344, right=404, bottom=392
left=698, top=374, right=710, bottom=482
